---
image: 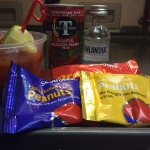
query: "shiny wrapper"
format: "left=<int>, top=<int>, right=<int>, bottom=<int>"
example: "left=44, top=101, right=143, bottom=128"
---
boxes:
left=80, top=71, right=150, bottom=127
left=1, top=61, right=81, bottom=133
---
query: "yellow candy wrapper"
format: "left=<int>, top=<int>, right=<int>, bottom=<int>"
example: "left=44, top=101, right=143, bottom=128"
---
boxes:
left=80, top=71, right=150, bottom=127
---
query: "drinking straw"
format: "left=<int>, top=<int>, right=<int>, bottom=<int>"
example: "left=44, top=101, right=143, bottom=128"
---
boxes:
left=21, top=0, right=46, bottom=32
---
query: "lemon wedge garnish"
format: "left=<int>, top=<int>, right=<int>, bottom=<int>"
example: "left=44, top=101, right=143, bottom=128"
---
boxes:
left=3, top=25, right=37, bottom=53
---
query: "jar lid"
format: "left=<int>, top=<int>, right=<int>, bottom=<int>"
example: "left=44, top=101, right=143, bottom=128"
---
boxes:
left=90, top=5, right=108, bottom=16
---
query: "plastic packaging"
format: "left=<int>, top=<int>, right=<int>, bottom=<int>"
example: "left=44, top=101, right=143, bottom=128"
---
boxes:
left=1, top=61, right=81, bottom=133
left=80, top=71, right=150, bottom=127
left=39, top=59, right=141, bottom=80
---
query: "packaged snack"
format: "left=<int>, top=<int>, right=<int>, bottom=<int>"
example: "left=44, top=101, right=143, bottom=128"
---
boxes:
left=80, top=71, right=150, bottom=127
left=40, top=60, right=141, bottom=80
left=1, top=61, right=81, bottom=133
left=39, top=59, right=141, bottom=127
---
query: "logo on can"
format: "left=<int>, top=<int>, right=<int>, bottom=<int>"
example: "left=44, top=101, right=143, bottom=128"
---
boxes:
left=53, top=17, right=77, bottom=38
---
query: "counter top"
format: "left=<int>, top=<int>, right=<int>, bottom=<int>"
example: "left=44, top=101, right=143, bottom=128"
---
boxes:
left=1, top=38, right=150, bottom=150
left=1, top=127, right=150, bottom=150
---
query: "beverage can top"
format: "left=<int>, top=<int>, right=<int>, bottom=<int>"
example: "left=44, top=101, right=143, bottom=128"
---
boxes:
left=90, top=5, right=108, bottom=16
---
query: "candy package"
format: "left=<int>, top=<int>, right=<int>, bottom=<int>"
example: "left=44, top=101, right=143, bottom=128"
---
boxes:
left=1, top=61, right=82, bottom=133
left=39, top=59, right=141, bottom=127
left=80, top=71, right=150, bottom=127
left=40, top=60, right=141, bottom=80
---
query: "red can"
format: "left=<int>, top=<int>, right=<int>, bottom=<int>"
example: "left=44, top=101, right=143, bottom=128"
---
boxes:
left=43, top=4, right=84, bottom=69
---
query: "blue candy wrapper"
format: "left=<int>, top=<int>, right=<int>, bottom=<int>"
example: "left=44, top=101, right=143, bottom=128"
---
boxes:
left=1, top=61, right=82, bottom=133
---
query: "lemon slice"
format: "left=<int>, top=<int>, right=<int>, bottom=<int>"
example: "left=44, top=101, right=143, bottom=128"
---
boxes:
left=3, top=25, right=37, bottom=53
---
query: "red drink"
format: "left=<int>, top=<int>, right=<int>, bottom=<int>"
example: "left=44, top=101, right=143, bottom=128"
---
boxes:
left=0, top=31, right=47, bottom=104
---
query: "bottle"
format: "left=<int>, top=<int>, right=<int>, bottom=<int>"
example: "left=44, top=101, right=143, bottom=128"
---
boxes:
left=83, top=5, right=111, bottom=63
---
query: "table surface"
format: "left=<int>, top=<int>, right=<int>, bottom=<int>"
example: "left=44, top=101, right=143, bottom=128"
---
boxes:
left=1, top=37, right=150, bottom=150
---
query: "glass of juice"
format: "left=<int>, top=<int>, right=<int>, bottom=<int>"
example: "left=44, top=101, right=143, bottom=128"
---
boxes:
left=0, top=30, right=47, bottom=104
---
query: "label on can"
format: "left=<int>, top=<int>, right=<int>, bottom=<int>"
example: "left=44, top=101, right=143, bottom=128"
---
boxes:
left=43, top=4, right=84, bottom=68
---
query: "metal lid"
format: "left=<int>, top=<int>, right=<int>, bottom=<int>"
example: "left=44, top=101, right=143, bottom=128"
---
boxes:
left=90, top=5, right=108, bottom=16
